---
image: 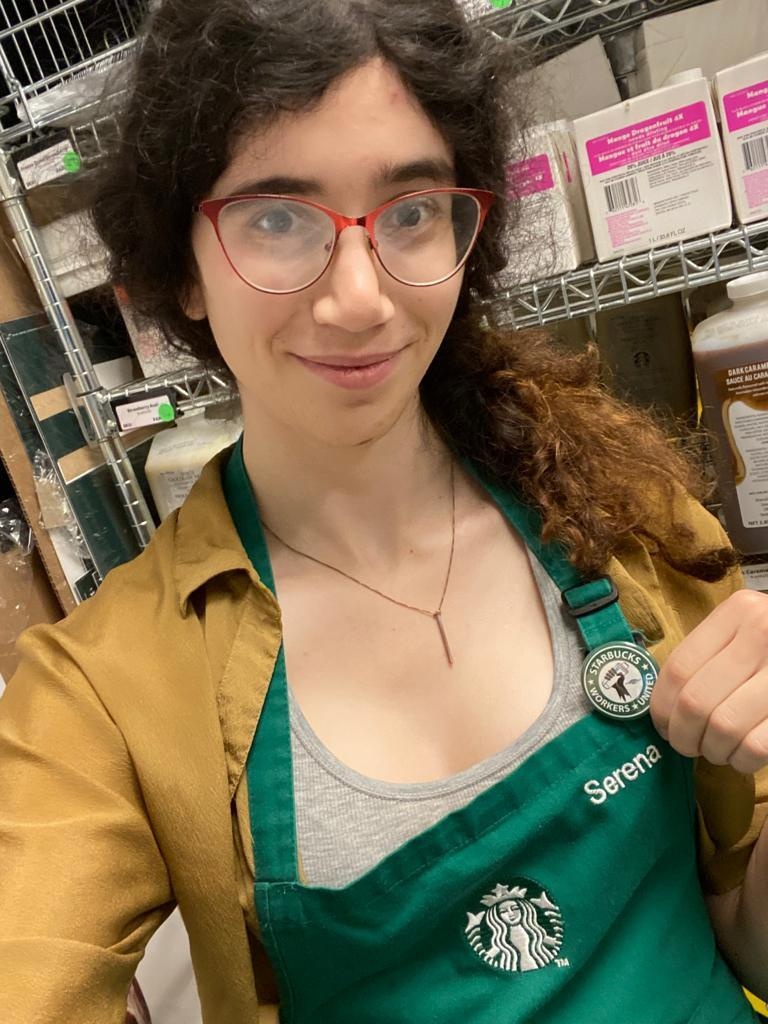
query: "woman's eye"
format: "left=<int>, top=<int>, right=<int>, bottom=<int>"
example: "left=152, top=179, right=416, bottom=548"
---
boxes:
left=385, top=199, right=440, bottom=232
left=253, top=208, right=296, bottom=233
left=396, top=202, right=432, bottom=227
left=396, top=204, right=424, bottom=227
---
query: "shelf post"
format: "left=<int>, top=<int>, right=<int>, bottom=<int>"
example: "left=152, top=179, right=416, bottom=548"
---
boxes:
left=0, top=147, right=156, bottom=553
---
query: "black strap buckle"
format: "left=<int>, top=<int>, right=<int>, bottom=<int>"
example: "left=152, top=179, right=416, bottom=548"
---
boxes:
left=562, top=576, right=619, bottom=619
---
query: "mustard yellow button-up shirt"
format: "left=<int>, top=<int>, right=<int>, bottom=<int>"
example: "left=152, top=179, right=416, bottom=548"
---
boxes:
left=1, top=448, right=766, bottom=1024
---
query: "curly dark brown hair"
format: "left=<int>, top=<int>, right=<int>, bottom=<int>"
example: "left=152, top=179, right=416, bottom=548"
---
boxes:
left=87, top=0, right=738, bottom=581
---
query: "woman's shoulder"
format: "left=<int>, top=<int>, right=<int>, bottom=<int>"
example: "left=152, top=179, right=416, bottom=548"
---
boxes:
left=45, top=512, right=182, bottom=635
left=609, top=482, right=743, bottom=656
left=15, top=458, right=222, bottom=667
left=13, top=513, right=189, bottom=698
left=24, top=447, right=254, bottom=660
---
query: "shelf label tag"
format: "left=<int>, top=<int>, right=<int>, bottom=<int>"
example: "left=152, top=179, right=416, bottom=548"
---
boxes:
left=17, top=139, right=81, bottom=189
left=742, top=563, right=768, bottom=592
left=113, top=392, right=176, bottom=432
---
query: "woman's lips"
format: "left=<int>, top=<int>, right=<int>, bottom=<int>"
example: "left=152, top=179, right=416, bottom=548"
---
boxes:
left=293, top=350, right=403, bottom=390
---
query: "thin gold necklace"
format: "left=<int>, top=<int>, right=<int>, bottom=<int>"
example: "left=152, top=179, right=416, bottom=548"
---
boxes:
left=261, top=461, right=456, bottom=667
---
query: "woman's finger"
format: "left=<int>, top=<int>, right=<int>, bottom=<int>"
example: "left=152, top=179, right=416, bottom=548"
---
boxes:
left=663, top=637, right=765, bottom=757
left=698, top=668, right=768, bottom=765
left=729, top=718, right=768, bottom=775
left=650, top=590, right=767, bottom=742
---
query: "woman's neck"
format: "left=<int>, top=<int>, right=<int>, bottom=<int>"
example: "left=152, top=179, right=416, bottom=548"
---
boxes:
left=240, top=399, right=454, bottom=571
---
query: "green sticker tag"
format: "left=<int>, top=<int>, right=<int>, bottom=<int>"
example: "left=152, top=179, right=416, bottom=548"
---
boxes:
left=490, top=0, right=514, bottom=7
left=62, top=151, right=82, bottom=174
left=158, top=403, right=176, bottom=422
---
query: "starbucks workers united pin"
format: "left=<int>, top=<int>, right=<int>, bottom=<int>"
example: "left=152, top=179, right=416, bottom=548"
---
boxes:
left=581, top=642, right=659, bottom=721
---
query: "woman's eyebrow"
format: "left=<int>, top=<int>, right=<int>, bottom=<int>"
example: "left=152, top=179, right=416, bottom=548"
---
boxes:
left=222, top=157, right=457, bottom=198
left=373, top=157, right=457, bottom=187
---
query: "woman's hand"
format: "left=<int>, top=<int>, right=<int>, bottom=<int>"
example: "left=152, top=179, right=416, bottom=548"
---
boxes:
left=650, top=589, right=768, bottom=774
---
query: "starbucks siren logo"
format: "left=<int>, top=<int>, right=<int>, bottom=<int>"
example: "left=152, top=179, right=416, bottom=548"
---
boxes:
left=465, top=878, right=564, bottom=972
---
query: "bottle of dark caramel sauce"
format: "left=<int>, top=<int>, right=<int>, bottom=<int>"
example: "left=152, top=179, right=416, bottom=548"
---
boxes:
left=692, top=271, right=768, bottom=554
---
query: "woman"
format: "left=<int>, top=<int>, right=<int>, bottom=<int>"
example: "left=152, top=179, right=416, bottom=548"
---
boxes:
left=1, top=0, right=767, bottom=1021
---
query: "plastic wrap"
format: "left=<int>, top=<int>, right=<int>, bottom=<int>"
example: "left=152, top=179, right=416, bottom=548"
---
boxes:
left=13, top=50, right=130, bottom=127
left=0, top=496, right=35, bottom=652
left=32, top=449, right=77, bottom=531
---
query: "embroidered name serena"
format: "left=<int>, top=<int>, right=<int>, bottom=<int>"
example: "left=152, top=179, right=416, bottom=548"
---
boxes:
left=583, top=745, right=662, bottom=805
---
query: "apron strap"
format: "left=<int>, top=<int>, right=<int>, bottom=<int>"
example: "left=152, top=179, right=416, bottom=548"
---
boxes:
left=562, top=577, right=636, bottom=648
left=225, top=439, right=299, bottom=882
left=461, top=461, right=636, bottom=650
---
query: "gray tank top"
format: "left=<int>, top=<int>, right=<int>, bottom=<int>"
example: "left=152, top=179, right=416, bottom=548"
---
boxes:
left=289, top=549, right=591, bottom=889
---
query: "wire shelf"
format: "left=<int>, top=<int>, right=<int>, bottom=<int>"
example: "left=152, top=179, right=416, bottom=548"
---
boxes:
left=0, top=0, right=147, bottom=139
left=100, top=366, right=239, bottom=435
left=67, top=108, right=116, bottom=165
left=474, top=0, right=707, bottom=58
left=0, top=0, right=712, bottom=143
left=0, top=0, right=712, bottom=145
left=484, top=220, right=768, bottom=328
left=99, top=214, right=768, bottom=430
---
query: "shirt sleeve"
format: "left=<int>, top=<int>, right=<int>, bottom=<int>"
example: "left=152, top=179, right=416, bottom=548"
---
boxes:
left=0, top=623, right=174, bottom=1023
left=696, top=761, right=768, bottom=895
left=654, top=491, right=768, bottom=894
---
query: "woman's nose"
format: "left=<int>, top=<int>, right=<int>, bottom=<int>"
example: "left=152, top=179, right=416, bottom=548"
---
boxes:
left=312, top=226, right=395, bottom=331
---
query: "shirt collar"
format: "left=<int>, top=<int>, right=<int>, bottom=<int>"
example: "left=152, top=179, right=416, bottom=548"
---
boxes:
left=172, top=443, right=665, bottom=646
left=173, top=443, right=270, bottom=615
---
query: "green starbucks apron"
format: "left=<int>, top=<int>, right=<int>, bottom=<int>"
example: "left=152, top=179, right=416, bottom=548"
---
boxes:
left=224, top=441, right=757, bottom=1024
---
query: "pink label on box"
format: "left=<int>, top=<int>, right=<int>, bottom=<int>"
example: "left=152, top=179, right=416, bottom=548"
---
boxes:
left=505, top=154, right=554, bottom=198
left=746, top=167, right=768, bottom=209
left=607, top=208, right=650, bottom=249
left=723, top=79, right=768, bottom=133
left=586, top=101, right=711, bottom=176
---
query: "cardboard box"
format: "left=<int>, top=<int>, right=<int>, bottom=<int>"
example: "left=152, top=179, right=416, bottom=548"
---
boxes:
left=715, top=51, right=768, bottom=225
left=500, top=121, right=595, bottom=285
left=36, top=209, right=110, bottom=298
left=632, top=0, right=768, bottom=94
left=529, top=37, right=622, bottom=123
left=0, top=229, right=41, bottom=324
left=573, top=70, right=732, bottom=261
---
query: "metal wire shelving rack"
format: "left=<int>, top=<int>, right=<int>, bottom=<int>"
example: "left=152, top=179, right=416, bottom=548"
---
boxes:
left=0, top=0, right=145, bottom=138
left=476, top=0, right=706, bottom=60
left=484, top=220, right=768, bottom=328
left=88, top=367, right=239, bottom=437
left=0, top=0, right=155, bottom=578
left=0, top=0, right=761, bottom=586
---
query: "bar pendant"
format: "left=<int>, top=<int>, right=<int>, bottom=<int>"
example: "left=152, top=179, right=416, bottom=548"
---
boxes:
left=434, top=611, right=454, bottom=667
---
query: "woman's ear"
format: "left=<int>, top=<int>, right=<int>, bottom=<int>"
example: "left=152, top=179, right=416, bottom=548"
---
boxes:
left=181, top=279, right=207, bottom=321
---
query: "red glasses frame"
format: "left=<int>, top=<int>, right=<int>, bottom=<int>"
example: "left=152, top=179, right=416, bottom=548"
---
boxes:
left=196, top=187, right=497, bottom=294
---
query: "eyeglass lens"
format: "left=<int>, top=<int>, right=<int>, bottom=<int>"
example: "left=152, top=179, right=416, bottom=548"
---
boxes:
left=216, top=191, right=481, bottom=292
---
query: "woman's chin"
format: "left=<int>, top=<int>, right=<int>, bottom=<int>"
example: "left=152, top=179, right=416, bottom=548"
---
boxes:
left=306, top=405, right=413, bottom=450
